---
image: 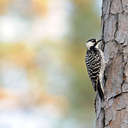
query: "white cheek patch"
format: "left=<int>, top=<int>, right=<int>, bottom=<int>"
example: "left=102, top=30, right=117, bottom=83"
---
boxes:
left=95, top=42, right=100, bottom=49
left=86, top=41, right=94, bottom=49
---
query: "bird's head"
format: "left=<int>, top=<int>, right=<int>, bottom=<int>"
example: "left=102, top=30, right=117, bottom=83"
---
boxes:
left=85, top=38, right=102, bottom=50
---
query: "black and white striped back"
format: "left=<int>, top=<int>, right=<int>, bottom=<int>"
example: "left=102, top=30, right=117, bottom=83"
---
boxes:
left=85, top=48, right=101, bottom=91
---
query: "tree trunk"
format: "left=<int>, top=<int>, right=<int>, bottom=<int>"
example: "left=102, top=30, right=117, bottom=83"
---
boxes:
left=96, top=0, right=128, bottom=128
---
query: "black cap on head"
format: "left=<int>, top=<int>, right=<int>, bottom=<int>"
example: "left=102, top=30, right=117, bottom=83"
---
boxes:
left=87, top=38, right=96, bottom=43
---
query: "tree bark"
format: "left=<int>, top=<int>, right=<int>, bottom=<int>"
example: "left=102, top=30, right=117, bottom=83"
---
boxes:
left=96, top=0, right=128, bottom=128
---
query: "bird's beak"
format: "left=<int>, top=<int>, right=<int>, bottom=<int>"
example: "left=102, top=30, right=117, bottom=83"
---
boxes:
left=96, top=39, right=102, bottom=45
left=97, top=39, right=102, bottom=43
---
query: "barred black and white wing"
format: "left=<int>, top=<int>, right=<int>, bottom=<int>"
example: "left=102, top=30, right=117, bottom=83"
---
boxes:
left=85, top=49, right=104, bottom=99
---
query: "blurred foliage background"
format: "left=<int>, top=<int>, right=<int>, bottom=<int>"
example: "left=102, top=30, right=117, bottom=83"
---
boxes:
left=0, top=0, right=101, bottom=128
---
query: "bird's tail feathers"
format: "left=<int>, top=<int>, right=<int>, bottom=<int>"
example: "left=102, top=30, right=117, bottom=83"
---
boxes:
left=97, top=79, right=104, bottom=100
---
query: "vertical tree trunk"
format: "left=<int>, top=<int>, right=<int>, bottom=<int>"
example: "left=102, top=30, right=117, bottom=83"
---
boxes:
left=96, top=0, right=128, bottom=128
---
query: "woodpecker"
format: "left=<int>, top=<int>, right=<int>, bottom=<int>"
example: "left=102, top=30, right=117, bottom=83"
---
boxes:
left=85, top=39, right=105, bottom=100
